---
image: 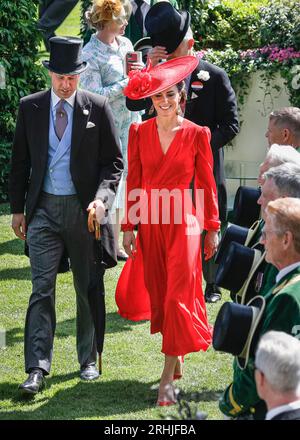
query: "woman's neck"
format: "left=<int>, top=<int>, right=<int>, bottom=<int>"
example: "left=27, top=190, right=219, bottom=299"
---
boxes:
left=97, top=30, right=118, bottom=46
left=156, top=115, right=183, bottom=132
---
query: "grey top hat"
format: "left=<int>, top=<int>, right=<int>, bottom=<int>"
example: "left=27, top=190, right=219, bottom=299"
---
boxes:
left=42, top=36, right=88, bottom=75
left=213, top=295, right=266, bottom=369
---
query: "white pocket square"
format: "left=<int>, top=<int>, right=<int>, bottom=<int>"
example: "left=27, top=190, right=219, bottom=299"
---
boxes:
left=86, top=121, right=95, bottom=129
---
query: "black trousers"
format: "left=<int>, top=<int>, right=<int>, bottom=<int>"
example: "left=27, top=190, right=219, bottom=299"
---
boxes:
left=38, top=0, right=79, bottom=38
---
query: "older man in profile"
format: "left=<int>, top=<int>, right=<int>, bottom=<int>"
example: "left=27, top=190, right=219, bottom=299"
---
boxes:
left=219, top=197, right=300, bottom=420
left=255, top=331, right=300, bottom=420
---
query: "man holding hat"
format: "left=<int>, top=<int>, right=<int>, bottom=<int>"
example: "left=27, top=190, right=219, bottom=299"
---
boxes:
left=217, top=197, right=300, bottom=419
left=127, top=2, right=239, bottom=303
left=9, top=36, right=123, bottom=395
left=125, top=0, right=178, bottom=45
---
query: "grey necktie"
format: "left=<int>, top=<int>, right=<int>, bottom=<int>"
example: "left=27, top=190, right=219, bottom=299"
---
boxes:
left=55, top=99, right=68, bottom=140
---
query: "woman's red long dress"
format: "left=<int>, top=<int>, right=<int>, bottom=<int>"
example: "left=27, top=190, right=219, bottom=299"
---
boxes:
left=116, top=118, right=220, bottom=356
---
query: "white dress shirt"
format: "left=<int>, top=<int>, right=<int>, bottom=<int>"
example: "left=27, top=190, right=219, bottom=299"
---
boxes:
left=275, top=261, right=300, bottom=284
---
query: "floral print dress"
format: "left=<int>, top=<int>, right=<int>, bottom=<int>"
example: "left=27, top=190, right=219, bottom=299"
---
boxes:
left=80, top=33, right=142, bottom=211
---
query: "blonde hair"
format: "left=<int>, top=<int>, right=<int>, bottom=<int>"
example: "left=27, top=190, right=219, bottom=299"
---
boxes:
left=85, top=0, right=132, bottom=30
left=266, top=197, right=300, bottom=253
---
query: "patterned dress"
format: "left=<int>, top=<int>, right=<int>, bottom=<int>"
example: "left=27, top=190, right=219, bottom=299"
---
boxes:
left=80, top=33, right=141, bottom=210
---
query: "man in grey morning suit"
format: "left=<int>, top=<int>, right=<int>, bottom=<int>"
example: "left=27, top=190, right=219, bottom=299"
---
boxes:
left=9, top=36, right=123, bottom=395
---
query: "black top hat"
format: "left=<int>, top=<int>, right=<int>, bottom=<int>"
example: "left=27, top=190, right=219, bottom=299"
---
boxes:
left=145, top=2, right=191, bottom=54
left=232, top=186, right=261, bottom=228
left=42, top=36, right=87, bottom=75
left=134, top=37, right=152, bottom=64
left=213, top=295, right=265, bottom=369
left=214, top=223, right=249, bottom=265
left=216, top=242, right=262, bottom=293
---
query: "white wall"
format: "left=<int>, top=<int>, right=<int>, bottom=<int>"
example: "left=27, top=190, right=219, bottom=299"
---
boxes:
left=224, top=71, right=291, bottom=209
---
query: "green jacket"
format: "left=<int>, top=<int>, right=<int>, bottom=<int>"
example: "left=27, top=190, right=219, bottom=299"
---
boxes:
left=220, top=265, right=300, bottom=419
left=125, top=0, right=179, bottom=45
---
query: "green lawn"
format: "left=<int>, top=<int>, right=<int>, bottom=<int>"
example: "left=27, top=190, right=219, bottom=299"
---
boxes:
left=0, top=203, right=233, bottom=420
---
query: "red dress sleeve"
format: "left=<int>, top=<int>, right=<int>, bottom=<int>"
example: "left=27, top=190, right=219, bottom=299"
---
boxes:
left=121, top=123, right=142, bottom=232
left=195, top=126, right=220, bottom=231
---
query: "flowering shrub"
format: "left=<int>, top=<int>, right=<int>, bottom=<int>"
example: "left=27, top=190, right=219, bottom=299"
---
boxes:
left=259, top=0, right=300, bottom=50
left=200, top=44, right=300, bottom=116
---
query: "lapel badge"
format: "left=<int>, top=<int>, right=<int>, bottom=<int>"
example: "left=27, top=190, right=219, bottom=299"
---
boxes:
left=83, top=108, right=89, bottom=116
left=191, top=81, right=203, bottom=91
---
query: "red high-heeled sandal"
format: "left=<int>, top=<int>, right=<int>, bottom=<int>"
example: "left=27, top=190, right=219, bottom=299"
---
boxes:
left=156, top=383, right=177, bottom=407
left=157, top=399, right=177, bottom=407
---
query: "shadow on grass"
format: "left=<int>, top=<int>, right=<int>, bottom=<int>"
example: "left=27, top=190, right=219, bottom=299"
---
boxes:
left=179, top=389, right=223, bottom=402
left=0, top=375, right=158, bottom=419
left=0, top=238, right=25, bottom=256
left=0, top=266, right=31, bottom=281
left=6, top=312, right=147, bottom=346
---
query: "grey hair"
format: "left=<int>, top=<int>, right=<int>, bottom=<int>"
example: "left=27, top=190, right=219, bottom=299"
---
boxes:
left=265, top=144, right=300, bottom=168
left=270, top=107, right=300, bottom=142
left=255, top=331, right=300, bottom=394
left=263, top=162, right=300, bottom=198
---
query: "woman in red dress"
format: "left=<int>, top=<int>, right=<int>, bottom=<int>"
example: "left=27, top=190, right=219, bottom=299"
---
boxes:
left=119, top=57, right=220, bottom=405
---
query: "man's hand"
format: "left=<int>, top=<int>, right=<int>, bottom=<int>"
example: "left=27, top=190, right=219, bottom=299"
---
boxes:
left=147, top=46, right=168, bottom=66
left=123, top=231, right=137, bottom=259
left=11, top=213, right=26, bottom=240
left=204, top=230, right=219, bottom=261
left=87, top=199, right=106, bottom=225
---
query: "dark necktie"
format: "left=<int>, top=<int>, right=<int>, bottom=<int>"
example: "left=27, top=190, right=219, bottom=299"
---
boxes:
left=55, top=99, right=68, bottom=140
left=135, top=0, right=144, bottom=34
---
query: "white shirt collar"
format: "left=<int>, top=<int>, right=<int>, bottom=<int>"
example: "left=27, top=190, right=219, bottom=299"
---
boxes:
left=276, top=261, right=300, bottom=284
left=51, top=88, right=76, bottom=109
left=266, top=400, right=300, bottom=420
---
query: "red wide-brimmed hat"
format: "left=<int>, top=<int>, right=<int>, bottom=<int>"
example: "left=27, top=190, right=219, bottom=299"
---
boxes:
left=123, top=56, right=198, bottom=100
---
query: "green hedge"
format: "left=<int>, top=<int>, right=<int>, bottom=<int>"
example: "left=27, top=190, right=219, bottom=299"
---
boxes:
left=0, top=0, right=47, bottom=202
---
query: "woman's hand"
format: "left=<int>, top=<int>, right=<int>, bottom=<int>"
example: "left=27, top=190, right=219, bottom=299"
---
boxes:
left=204, top=230, right=219, bottom=261
left=123, top=231, right=137, bottom=259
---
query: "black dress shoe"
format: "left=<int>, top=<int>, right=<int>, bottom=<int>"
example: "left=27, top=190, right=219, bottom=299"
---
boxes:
left=18, top=369, right=45, bottom=395
left=205, top=283, right=222, bottom=303
left=80, top=364, right=99, bottom=381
